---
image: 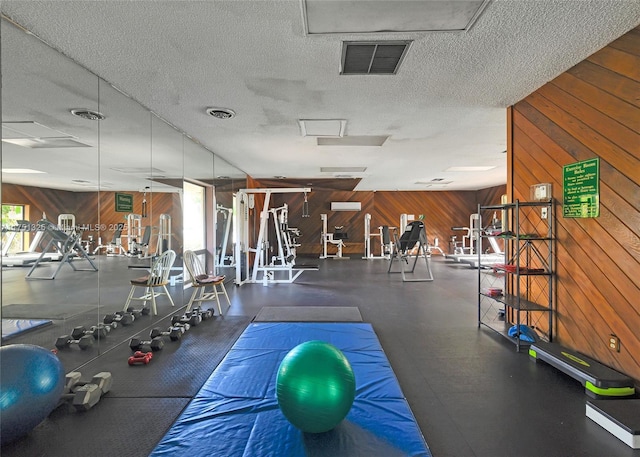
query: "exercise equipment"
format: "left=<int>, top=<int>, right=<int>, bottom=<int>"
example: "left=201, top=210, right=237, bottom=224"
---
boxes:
left=0, top=344, right=65, bottom=445
left=586, top=399, right=640, bottom=449
left=1, top=218, right=64, bottom=266
left=235, top=187, right=315, bottom=286
left=276, top=340, right=356, bottom=433
left=319, top=213, right=348, bottom=259
left=362, top=213, right=392, bottom=259
left=57, top=213, right=76, bottom=234
left=171, top=312, right=201, bottom=327
left=529, top=341, right=635, bottom=398
left=184, top=250, right=230, bottom=315
left=25, top=219, right=98, bottom=280
left=215, top=204, right=234, bottom=267
left=445, top=212, right=505, bottom=268
left=104, top=311, right=135, bottom=326
left=387, top=221, right=434, bottom=282
left=190, top=306, right=214, bottom=320
left=58, top=371, right=113, bottom=412
left=150, top=322, right=430, bottom=456
left=126, top=306, right=152, bottom=319
left=150, top=326, right=184, bottom=341
left=93, top=224, right=125, bottom=256
left=55, top=334, right=94, bottom=350
left=70, top=324, right=112, bottom=341
left=128, top=351, right=153, bottom=365
left=129, top=336, right=164, bottom=351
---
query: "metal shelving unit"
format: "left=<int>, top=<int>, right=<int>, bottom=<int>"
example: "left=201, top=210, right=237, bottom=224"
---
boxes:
left=477, top=200, right=554, bottom=351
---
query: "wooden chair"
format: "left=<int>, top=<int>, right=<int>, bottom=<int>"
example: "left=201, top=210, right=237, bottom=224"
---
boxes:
left=183, top=250, right=230, bottom=315
left=123, top=249, right=176, bottom=315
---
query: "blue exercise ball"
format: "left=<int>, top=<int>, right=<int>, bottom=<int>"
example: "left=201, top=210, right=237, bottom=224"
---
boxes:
left=276, top=340, right=355, bottom=433
left=0, top=344, right=65, bottom=445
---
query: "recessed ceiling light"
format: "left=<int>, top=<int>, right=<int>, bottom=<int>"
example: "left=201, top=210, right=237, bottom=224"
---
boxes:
left=274, top=175, right=286, bottom=179
left=71, top=109, right=105, bottom=121
left=444, top=166, right=496, bottom=172
left=206, top=107, right=236, bottom=119
left=2, top=168, right=46, bottom=174
left=216, top=176, right=230, bottom=179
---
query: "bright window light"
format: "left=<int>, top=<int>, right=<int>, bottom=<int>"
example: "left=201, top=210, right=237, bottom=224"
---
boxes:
left=2, top=168, right=46, bottom=174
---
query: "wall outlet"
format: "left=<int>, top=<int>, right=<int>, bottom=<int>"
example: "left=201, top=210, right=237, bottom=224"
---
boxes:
left=609, top=334, right=620, bottom=352
left=541, top=207, right=548, bottom=219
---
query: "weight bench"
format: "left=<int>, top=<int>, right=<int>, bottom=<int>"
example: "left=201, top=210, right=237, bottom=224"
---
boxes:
left=529, top=341, right=635, bottom=398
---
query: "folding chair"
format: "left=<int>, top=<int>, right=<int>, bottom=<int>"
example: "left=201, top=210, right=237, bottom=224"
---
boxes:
left=183, top=250, right=230, bottom=315
left=123, top=249, right=176, bottom=315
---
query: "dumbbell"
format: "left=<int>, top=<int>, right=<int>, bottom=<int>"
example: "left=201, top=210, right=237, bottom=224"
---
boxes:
left=129, top=336, right=164, bottom=352
left=128, top=351, right=153, bottom=365
left=104, top=311, right=135, bottom=326
left=58, top=371, right=113, bottom=411
left=71, top=324, right=113, bottom=341
left=55, top=334, right=94, bottom=350
left=190, top=307, right=214, bottom=320
left=127, top=306, right=151, bottom=319
left=149, top=326, right=183, bottom=341
left=171, top=312, right=201, bottom=326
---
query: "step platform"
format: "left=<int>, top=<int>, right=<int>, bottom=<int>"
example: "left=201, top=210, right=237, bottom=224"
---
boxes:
left=586, top=399, right=640, bottom=449
left=529, top=341, right=635, bottom=398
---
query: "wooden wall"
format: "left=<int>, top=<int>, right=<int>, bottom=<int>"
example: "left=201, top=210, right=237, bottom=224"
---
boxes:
left=2, top=184, right=182, bottom=255
left=246, top=179, right=506, bottom=257
left=509, top=27, right=640, bottom=381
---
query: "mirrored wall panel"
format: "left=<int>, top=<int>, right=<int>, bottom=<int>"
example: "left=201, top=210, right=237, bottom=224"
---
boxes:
left=1, top=17, right=246, bottom=365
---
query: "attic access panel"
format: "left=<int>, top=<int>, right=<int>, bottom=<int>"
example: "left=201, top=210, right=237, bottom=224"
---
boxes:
left=303, top=0, right=490, bottom=34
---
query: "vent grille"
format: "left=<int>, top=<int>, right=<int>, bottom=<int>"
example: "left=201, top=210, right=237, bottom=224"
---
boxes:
left=71, top=109, right=105, bottom=121
left=341, top=41, right=410, bottom=75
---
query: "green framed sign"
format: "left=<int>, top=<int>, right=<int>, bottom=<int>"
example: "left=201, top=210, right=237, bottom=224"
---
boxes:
left=563, top=158, right=599, bottom=218
left=115, top=192, right=134, bottom=212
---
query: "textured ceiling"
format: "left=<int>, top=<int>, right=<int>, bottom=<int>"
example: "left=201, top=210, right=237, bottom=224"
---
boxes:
left=2, top=0, right=640, bottom=191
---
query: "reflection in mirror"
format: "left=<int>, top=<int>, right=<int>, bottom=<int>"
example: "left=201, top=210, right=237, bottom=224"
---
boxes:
left=213, top=155, right=247, bottom=284
left=1, top=18, right=102, bottom=352
left=183, top=141, right=214, bottom=294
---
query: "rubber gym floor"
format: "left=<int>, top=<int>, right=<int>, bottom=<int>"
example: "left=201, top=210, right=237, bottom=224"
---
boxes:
left=1, top=256, right=638, bottom=457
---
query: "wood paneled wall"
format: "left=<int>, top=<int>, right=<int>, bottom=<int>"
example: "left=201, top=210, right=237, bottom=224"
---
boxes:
left=2, top=184, right=182, bottom=254
left=246, top=180, right=505, bottom=257
left=510, top=27, right=640, bottom=381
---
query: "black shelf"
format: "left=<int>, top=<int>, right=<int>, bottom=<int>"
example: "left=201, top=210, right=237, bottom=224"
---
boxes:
left=477, top=199, right=554, bottom=351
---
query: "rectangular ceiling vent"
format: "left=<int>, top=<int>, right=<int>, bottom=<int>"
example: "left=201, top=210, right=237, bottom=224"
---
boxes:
left=341, top=41, right=411, bottom=75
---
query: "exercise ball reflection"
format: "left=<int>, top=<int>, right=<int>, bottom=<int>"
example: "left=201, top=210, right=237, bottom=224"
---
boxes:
left=276, top=341, right=355, bottom=433
left=0, top=344, right=65, bottom=444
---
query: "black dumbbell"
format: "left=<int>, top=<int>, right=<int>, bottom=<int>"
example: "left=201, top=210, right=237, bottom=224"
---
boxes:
left=171, top=312, right=201, bottom=326
left=71, top=324, right=114, bottom=341
left=104, top=311, right=134, bottom=326
left=129, top=336, right=164, bottom=351
left=58, top=371, right=113, bottom=411
left=150, top=326, right=183, bottom=341
left=190, top=307, right=214, bottom=320
left=55, top=334, right=94, bottom=350
left=127, top=306, right=151, bottom=319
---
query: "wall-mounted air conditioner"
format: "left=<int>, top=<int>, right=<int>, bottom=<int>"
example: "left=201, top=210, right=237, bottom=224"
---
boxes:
left=331, top=202, right=361, bottom=211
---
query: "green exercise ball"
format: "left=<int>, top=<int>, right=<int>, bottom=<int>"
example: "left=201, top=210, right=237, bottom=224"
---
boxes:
left=276, top=340, right=356, bottom=433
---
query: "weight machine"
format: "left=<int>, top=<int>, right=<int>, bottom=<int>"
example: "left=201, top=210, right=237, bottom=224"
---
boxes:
left=387, top=221, right=434, bottom=282
left=362, top=213, right=392, bottom=259
left=235, top=187, right=314, bottom=286
left=319, top=213, right=348, bottom=259
left=216, top=204, right=234, bottom=267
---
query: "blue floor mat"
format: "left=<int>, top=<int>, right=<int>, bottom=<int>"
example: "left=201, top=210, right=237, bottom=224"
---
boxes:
left=1, top=318, right=52, bottom=341
left=150, top=322, right=431, bottom=457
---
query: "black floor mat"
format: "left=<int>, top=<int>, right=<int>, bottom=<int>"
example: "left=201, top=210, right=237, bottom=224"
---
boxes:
left=77, top=315, right=251, bottom=397
left=2, top=303, right=98, bottom=319
left=1, top=397, right=189, bottom=457
left=254, top=306, right=363, bottom=322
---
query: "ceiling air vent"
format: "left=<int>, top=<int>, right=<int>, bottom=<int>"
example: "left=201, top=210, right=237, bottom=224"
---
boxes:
left=341, top=41, right=411, bottom=75
left=206, top=107, right=236, bottom=120
left=71, top=109, right=105, bottom=121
